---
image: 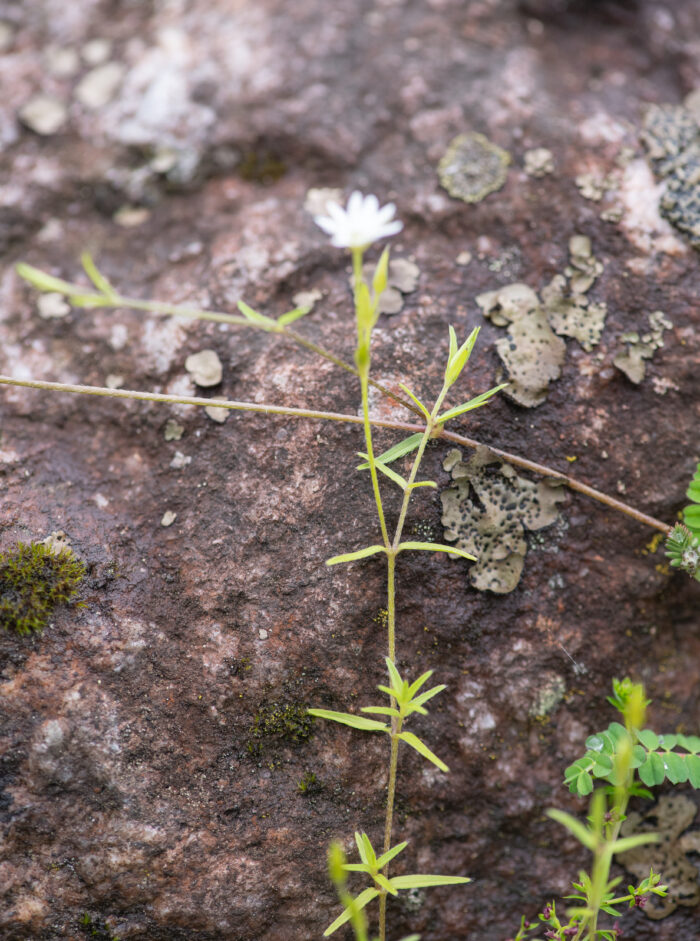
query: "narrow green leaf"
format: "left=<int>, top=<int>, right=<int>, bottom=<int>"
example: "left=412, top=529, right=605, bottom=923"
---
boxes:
left=342, top=863, right=371, bottom=873
left=66, top=292, right=111, bottom=308
left=385, top=657, right=404, bottom=696
left=237, top=300, right=276, bottom=328
left=277, top=306, right=311, bottom=327
left=376, top=841, right=408, bottom=870
left=373, top=247, right=390, bottom=297
left=546, top=809, right=596, bottom=850
left=436, top=384, right=508, bottom=424
left=398, top=383, right=431, bottom=420
left=355, top=831, right=368, bottom=864
left=374, top=873, right=397, bottom=895
left=15, top=263, right=77, bottom=295
left=357, top=433, right=423, bottom=469
left=612, top=833, right=658, bottom=854
left=445, top=326, right=479, bottom=387
left=361, top=832, right=377, bottom=868
left=390, top=874, right=471, bottom=890
left=409, top=684, right=446, bottom=711
left=308, top=709, right=388, bottom=732
left=397, top=541, right=476, bottom=561
left=81, top=252, right=117, bottom=297
left=355, top=455, right=407, bottom=490
left=326, top=545, right=387, bottom=566
left=407, top=670, right=434, bottom=699
left=398, top=731, right=449, bottom=772
left=408, top=480, right=437, bottom=490
left=361, top=706, right=401, bottom=717
left=447, top=325, right=458, bottom=365
left=324, top=887, right=379, bottom=936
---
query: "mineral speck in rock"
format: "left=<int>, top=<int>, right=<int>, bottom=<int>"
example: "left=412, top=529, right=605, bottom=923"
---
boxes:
left=105, top=374, right=124, bottom=389
left=18, top=95, right=68, bottom=136
left=523, top=147, right=554, bottom=177
left=438, top=132, right=510, bottom=203
left=75, top=62, right=126, bottom=109
left=82, top=38, right=112, bottom=66
left=641, top=95, right=700, bottom=250
left=292, top=288, right=323, bottom=310
left=161, top=510, right=177, bottom=527
left=113, top=205, right=151, bottom=227
left=45, top=46, right=79, bottom=77
left=185, top=350, right=222, bottom=387
left=456, top=251, right=472, bottom=266
left=37, top=293, right=70, bottom=320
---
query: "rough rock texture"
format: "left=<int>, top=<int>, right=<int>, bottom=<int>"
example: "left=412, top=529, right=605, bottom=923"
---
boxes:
left=1, top=2, right=700, bottom=940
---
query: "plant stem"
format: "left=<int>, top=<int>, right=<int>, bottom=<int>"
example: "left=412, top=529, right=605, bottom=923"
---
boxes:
left=0, top=374, right=670, bottom=534
left=379, top=719, right=402, bottom=941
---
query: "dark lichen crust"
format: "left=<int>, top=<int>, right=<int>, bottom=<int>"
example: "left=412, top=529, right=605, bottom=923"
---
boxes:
left=0, top=540, right=85, bottom=635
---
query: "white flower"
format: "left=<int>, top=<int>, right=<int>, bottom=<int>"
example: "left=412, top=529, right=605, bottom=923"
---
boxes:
left=313, top=191, right=402, bottom=249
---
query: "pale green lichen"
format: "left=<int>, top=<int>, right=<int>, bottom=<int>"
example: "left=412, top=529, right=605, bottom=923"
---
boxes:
left=529, top=674, right=566, bottom=719
left=619, top=794, right=700, bottom=919
left=641, top=94, right=700, bottom=250
left=438, top=132, right=510, bottom=203
left=440, top=446, right=566, bottom=593
left=613, top=310, right=672, bottom=384
left=477, top=235, right=607, bottom=406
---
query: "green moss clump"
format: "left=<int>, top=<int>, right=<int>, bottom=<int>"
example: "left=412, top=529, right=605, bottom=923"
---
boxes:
left=247, top=701, right=312, bottom=755
left=0, top=541, right=85, bottom=635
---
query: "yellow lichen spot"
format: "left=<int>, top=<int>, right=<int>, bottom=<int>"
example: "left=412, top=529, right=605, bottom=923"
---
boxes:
left=438, top=132, right=510, bottom=203
left=565, top=455, right=577, bottom=462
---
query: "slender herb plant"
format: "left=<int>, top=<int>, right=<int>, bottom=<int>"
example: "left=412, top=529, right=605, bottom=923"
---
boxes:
left=7, top=192, right=697, bottom=939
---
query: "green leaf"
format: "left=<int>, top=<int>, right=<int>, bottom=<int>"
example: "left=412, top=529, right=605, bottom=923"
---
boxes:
left=308, top=709, right=388, bottom=732
left=342, top=863, right=371, bottom=873
left=638, top=729, right=659, bottom=750
left=81, top=252, right=117, bottom=297
left=324, top=887, right=379, bottom=936
left=397, top=731, right=449, bottom=772
left=277, top=306, right=311, bottom=327
left=374, top=872, right=397, bottom=895
left=356, top=433, right=423, bottom=469
left=361, top=832, right=377, bottom=868
left=390, top=874, right=471, bottom=890
left=396, top=541, right=476, bottom=561
left=686, top=754, right=700, bottom=788
left=676, top=734, right=700, bottom=754
left=361, top=706, right=401, bottom=717
left=237, top=300, right=276, bottom=329
left=663, top=751, right=689, bottom=784
left=356, top=282, right=374, bottom=331
left=612, top=832, right=658, bottom=854
left=326, top=545, right=387, bottom=566
left=356, top=455, right=408, bottom=490
left=408, top=684, right=446, bottom=712
left=355, top=831, right=369, bottom=865
left=408, top=480, right=437, bottom=490
left=407, top=670, right=434, bottom=699
left=376, top=841, right=408, bottom=870
left=639, top=752, right=665, bottom=787
left=65, top=292, right=111, bottom=308
left=546, top=809, right=596, bottom=850
left=16, top=263, right=78, bottom=295
left=373, top=247, right=390, bottom=297
left=399, top=384, right=431, bottom=420
left=575, top=772, right=594, bottom=796
left=385, top=657, right=404, bottom=695
left=436, top=384, right=508, bottom=424
left=444, top=326, right=479, bottom=387
left=658, top=733, right=678, bottom=750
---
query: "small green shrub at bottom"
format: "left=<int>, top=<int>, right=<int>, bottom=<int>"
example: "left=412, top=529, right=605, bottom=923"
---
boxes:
left=0, top=541, right=85, bottom=635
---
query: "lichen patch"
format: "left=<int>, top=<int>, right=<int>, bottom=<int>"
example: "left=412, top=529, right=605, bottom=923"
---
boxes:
left=477, top=236, right=608, bottom=405
left=619, top=794, right=700, bottom=919
left=438, top=132, right=510, bottom=203
left=440, top=446, right=566, bottom=593
left=641, top=95, right=700, bottom=250
left=613, top=310, right=672, bottom=384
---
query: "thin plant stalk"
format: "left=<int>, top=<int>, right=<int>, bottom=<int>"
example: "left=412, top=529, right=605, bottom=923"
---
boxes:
left=0, top=373, right=670, bottom=535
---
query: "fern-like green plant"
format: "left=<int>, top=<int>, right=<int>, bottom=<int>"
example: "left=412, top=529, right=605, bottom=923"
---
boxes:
left=664, top=462, right=700, bottom=581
